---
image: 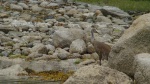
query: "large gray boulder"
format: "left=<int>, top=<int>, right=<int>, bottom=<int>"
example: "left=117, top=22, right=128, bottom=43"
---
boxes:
left=52, top=28, right=85, bottom=48
left=109, top=13, right=150, bottom=76
left=64, top=65, right=133, bottom=84
left=100, top=6, right=131, bottom=18
left=134, top=53, right=150, bottom=84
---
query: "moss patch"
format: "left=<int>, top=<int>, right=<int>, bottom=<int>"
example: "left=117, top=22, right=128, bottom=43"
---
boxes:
left=9, top=54, right=27, bottom=59
left=24, top=68, right=74, bottom=82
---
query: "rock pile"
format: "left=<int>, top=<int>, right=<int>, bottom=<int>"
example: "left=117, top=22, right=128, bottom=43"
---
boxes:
left=0, top=0, right=134, bottom=83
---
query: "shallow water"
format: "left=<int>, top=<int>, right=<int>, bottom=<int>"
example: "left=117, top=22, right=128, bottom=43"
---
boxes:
left=0, top=76, right=60, bottom=84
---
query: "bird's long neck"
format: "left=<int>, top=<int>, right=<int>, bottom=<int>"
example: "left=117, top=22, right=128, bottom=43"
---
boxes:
left=91, top=30, right=94, bottom=43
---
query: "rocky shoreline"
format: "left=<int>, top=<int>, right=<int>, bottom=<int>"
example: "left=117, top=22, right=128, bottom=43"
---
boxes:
left=1, top=0, right=149, bottom=84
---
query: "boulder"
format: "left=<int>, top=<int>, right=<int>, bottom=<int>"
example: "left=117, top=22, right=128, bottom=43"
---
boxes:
left=30, top=44, right=48, bottom=54
left=18, top=3, right=29, bottom=9
left=70, top=39, right=86, bottom=54
left=20, top=13, right=31, bottom=21
left=27, top=59, right=78, bottom=72
left=47, top=3, right=59, bottom=8
left=0, top=25, right=14, bottom=33
left=134, top=53, right=150, bottom=84
left=64, top=65, right=133, bottom=84
left=0, top=64, right=27, bottom=78
left=109, top=13, right=150, bottom=76
left=56, top=48, right=70, bottom=60
left=96, top=16, right=112, bottom=23
left=10, top=4, right=23, bottom=11
left=40, top=1, right=49, bottom=8
left=52, top=28, right=84, bottom=48
left=0, top=57, right=25, bottom=69
left=31, top=5, right=43, bottom=12
left=100, top=6, right=131, bottom=18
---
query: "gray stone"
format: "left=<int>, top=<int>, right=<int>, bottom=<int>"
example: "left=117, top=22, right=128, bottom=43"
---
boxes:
left=78, top=59, right=95, bottom=67
left=47, top=3, right=59, bottom=8
left=112, top=18, right=127, bottom=25
left=64, top=65, right=133, bottom=84
left=101, top=6, right=131, bottom=18
left=87, top=42, right=95, bottom=54
left=10, top=4, right=23, bottom=11
left=56, top=48, right=70, bottom=60
left=0, top=57, right=25, bottom=69
left=18, top=3, right=29, bottom=9
left=96, top=16, right=112, bottom=23
left=134, top=53, right=150, bottom=84
left=13, top=49, right=21, bottom=55
left=67, top=9, right=78, bottom=16
left=70, top=39, right=86, bottom=54
left=40, top=1, right=49, bottom=8
left=0, top=12, right=9, bottom=18
left=0, top=25, right=14, bottom=33
left=1, top=50, right=12, bottom=57
left=31, top=5, right=43, bottom=12
left=8, top=31, right=24, bottom=37
left=0, top=64, right=27, bottom=78
left=30, top=44, right=48, bottom=54
left=52, top=28, right=85, bottom=48
left=21, top=48, right=30, bottom=56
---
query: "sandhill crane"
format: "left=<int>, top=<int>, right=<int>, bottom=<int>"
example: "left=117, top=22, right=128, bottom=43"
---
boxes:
left=91, top=28, right=111, bottom=65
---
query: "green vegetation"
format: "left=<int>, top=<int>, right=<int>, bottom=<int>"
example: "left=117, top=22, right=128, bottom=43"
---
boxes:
left=24, top=68, right=74, bottom=82
left=9, top=54, right=27, bottom=59
left=77, top=0, right=150, bottom=11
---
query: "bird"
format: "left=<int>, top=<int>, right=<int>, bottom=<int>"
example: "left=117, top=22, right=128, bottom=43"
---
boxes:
left=91, top=28, right=111, bottom=65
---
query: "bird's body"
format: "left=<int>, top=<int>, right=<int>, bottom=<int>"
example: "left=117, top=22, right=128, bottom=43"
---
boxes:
left=91, top=28, right=111, bottom=65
